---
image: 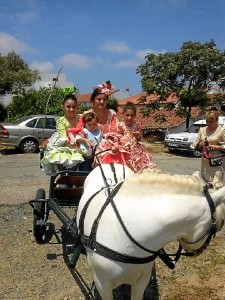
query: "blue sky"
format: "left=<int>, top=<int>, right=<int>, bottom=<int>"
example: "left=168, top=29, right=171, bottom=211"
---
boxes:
left=0, top=0, right=224, bottom=95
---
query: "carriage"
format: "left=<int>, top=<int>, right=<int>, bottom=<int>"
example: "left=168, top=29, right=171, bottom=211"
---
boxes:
left=29, top=167, right=90, bottom=267
left=30, top=157, right=225, bottom=300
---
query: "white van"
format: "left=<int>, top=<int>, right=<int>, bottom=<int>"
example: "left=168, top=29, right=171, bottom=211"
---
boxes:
left=164, top=117, right=225, bottom=157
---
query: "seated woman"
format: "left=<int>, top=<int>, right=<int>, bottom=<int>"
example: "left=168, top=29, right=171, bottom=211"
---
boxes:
left=40, top=92, right=85, bottom=175
left=75, top=81, right=156, bottom=172
left=117, top=101, right=157, bottom=173
left=75, top=81, right=130, bottom=167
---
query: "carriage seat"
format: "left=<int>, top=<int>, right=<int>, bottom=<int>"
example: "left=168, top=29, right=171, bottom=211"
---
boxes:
left=50, top=172, right=89, bottom=206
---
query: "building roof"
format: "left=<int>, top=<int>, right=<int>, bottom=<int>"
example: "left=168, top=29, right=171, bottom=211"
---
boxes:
left=117, top=92, right=201, bottom=130
left=77, top=89, right=131, bottom=104
left=77, top=93, right=92, bottom=103
left=75, top=90, right=204, bottom=130
left=119, top=92, right=178, bottom=106
left=112, top=90, right=131, bottom=100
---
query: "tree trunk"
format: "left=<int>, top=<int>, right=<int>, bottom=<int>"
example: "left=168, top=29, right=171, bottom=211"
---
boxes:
left=185, top=106, right=192, bottom=129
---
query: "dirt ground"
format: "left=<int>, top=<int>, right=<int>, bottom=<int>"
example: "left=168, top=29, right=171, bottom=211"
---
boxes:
left=1, top=152, right=225, bottom=299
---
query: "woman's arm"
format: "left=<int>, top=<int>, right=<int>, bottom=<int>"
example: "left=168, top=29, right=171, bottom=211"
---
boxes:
left=133, top=121, right=142, bottom=141
left=56, top=117, right=67, bottom=138
left=207, top=127, right=225, bottom=152
left=109, top=110, right=118, bottom=133
left=76, top=114, right=84, bottom=129
left=190, top=127, right=205, bottom=150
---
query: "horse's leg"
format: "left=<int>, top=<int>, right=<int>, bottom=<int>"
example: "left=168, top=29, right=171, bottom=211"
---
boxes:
left=93, top=275, right=114, bottom=300
left=130, top=263, right=154, bottom=300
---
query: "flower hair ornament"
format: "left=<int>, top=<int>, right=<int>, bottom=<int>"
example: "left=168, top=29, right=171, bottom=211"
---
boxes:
left=98, top=80, right=114, bottom=96
left=63, top=86, right=79, bottom=96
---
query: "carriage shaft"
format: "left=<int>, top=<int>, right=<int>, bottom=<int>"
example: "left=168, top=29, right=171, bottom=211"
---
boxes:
left=48, top=199, right=78, bottom=238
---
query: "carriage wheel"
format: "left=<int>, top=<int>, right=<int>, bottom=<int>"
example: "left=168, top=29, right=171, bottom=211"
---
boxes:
left=33, top=188, right=46, bottom=243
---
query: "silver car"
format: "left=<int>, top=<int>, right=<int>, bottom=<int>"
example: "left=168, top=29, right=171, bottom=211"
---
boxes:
left=0, top=115, right=59, bottom=153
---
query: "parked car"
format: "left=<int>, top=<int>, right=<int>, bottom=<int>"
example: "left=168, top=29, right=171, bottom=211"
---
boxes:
left=0, top=115, right=59, bottom=153
left=164, top=117, right=225, bottom=157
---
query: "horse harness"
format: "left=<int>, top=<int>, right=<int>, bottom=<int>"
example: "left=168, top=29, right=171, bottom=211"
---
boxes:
left=78, top=164, right=219, bottom=269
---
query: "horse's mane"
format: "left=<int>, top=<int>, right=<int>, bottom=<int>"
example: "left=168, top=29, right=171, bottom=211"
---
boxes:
left=125, top=171, right=204, bottom=195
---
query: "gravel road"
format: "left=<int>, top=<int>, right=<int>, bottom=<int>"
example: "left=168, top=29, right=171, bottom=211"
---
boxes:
left=0, top=152, right=201, bottom=205
left=3, top=152, right=224, bottom=300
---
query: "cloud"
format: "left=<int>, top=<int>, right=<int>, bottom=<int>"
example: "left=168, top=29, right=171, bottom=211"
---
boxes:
left=58, top=53, right=93, bottom=69
left=112, top=47, right=168, bottom=69
left=16, top=0, right=43, bottom=23
left=100, top=40, right=131, bottom=54
left=135, top=48, right=167, bottom=59
left=114, top=59, right=139, bottom=68
left=29, top=60, right=55, bottom=73
left=17, top=10, right=40, bottom=24
left=0, top=32, right=34, bottom=55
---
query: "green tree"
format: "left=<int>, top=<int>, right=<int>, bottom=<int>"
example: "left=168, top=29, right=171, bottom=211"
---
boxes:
left=7, top=85, right=118, bottom=121
left=7, top=87, right=66, bottom=121
left=107, top=96, right=119, bottom=112
left=7, top=86, right=82, bottom=121
left=78, top=103, right=90, bottom=114
left=0, top=51, right=39, bottom=95
left=137, top=40, right=225, bottom=128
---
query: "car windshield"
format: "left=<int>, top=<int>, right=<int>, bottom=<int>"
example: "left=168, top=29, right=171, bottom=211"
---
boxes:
left=185, top=124, right=205, bottom=133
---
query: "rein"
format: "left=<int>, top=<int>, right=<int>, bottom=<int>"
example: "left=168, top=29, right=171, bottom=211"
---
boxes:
left=79, top=163, right=218, bottom=269
left=168, top=185, right=218, bottom=264
left=78, top=162, right=172, bottom=267
left=80, top=180, right=159, bottom=264
left=178, top=186, right=217, bottom=255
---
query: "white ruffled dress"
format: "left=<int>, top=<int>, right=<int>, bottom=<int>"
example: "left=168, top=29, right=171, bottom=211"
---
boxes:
left=40, top=121, right=84, bottom=176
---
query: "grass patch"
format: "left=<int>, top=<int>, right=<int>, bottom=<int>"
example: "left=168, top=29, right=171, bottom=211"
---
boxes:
left=0, top=145, right=15, bottom=150
left=141, top=141, right=169, bottom=154
left=0, top=144, right=17, bottom=155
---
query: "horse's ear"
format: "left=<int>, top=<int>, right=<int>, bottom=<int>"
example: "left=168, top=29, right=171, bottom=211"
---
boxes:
left=211, top=186, right=225, bottom=206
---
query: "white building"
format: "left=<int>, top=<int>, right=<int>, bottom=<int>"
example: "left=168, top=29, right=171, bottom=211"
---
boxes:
left=0, top=73, right=74, bottom=106
left=33, top=73, right=74, bottom=89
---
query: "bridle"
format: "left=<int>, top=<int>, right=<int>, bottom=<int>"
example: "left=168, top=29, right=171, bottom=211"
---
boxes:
left=175, top=185, right=218, bottom=259
left=78, top=160, right=220, bottom=269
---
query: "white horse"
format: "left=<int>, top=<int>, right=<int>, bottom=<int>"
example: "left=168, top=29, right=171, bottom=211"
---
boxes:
left=76, top=163, right=225, bottom=300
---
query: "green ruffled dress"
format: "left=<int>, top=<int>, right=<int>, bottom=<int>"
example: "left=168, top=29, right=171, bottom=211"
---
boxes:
left=40, top=116, right=84, bottom=176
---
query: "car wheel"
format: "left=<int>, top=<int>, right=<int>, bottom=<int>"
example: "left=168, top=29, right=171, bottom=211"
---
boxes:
left=168, top=148, right=176, bottom=153
left=20, top=139, right=39, bottom=153
left=191, top=149, right=202, bottom=158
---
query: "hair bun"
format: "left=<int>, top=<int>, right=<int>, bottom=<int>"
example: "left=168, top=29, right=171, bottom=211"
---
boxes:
left=63, top=86, right=79, bottom=96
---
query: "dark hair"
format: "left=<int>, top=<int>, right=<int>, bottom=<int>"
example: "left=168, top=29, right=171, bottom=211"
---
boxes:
left=123, top=101, right=137, bottom=115
left=90, top=88, right=108, bottom=102
left=63, top=94, right=77, bottom=105
left=83, top=112, right=97, bottom=124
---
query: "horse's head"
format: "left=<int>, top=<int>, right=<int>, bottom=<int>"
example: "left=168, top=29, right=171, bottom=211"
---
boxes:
left=178, top=186, right=225, bottom=255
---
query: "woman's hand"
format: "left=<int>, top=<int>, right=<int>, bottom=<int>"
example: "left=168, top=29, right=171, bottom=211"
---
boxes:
left=197, top=140, right=206, bottom=150
left=111, top=141, right=119, bottom=154
left=132, top=130, right=142, bottom=141
left=206, top=144, right=222, bottom=152
left=77, top=137, right=94, bottom=148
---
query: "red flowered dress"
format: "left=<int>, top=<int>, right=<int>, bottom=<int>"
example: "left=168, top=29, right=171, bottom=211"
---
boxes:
left=117, top=121, right=157, bottom=173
